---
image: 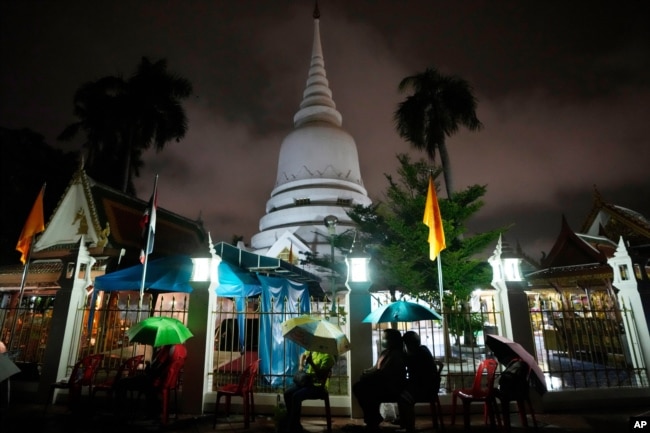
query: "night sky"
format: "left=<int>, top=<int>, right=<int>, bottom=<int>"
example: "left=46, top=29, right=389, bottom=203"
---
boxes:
left=1, top=1, right=648, bottom=262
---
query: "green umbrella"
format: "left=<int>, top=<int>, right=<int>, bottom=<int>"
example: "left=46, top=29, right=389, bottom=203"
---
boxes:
left=127, top=316, right=193, bottom=347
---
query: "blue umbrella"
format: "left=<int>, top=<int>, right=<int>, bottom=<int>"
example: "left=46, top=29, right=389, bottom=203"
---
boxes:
left=362, top=300, right=442, bottom=323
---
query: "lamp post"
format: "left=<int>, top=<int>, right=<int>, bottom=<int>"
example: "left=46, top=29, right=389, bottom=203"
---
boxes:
left=324, top=215, right=339, bottom=317
left=344, top=234, right=373, bottom=418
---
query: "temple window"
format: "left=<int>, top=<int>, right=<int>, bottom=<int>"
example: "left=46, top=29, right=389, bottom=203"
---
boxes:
left=294, top=198, right=311, bottom=206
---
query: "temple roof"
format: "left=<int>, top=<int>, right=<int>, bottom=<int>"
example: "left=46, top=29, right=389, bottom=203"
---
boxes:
left=32, top=166, right=207, bottom=266
left=0, top=167, right=207, bottom=289
left=581, top=186, right=650, bottom=247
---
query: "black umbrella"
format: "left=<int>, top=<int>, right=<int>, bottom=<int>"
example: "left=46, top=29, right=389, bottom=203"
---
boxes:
left=485, top=334, right=547, bottom=395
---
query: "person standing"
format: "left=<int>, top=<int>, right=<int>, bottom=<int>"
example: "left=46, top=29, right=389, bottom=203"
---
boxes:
left=283, top=350, right=335, bottom=433
left=352, top=328, right=406, bottom=432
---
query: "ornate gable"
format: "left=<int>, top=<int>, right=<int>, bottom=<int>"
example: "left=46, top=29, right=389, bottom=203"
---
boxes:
left=30, top=167, right=207, bottom=267
left=581, top=186, right=650, bottom=247
left=542, top=215, right=607, bottom=269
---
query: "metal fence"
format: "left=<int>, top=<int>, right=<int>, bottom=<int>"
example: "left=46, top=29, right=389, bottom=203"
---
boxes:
left=529, top=294, right=648, bottom=391
left=0, top=290, right=189, bottom=382
left=2, top=288, right=648, bottom=395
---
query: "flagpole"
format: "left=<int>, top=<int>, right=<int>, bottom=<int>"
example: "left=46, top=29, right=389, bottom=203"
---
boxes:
left=437, top=255, right=452, bottom=366
left=9, top=183, right=46, bottom=350
left=8, top=238, right=35, bottom=351
left=137, top=175, right=158, bottom=322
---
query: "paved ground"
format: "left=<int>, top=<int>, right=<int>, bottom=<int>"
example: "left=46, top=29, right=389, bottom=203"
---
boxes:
left=2, top=396, right=649, bottom=433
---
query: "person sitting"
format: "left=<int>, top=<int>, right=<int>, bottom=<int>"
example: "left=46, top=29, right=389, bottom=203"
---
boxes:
left=114, top=344, right=179, bottom=417
left=398, top=330, right=439, bottom=433
left=352, top=328, right=406, bottom=433
left=282, top=350, right=336, bottom=433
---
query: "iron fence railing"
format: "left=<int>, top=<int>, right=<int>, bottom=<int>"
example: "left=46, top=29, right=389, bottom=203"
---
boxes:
left=2, top=288, right=648, bottom=396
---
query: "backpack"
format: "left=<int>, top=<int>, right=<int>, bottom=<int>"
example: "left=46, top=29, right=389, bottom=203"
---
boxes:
left=498, top=358, right=529, bottom=398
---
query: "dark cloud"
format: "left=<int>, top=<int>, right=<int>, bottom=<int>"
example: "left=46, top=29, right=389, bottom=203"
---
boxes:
left=2, top=1, right=648, bottom=258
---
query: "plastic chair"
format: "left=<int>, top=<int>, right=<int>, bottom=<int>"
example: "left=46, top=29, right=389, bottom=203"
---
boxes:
left=92, top=355, right=144, bottom=399
left=212, top=359, right=260, bottom=429
left=155, top=344, right=187, bottom=425
left=427, top=360, right=445, bottom=431
left=494, top=360, right=539, bottom=432
left=301, top=368, right=334, bottom=433
left=450, top=358, right=499, bottom=430
left=46, top=354, right=104, bottom=409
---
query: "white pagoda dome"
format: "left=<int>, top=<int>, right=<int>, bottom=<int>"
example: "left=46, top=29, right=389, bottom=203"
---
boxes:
left=251, top=4, right=372, bottom=258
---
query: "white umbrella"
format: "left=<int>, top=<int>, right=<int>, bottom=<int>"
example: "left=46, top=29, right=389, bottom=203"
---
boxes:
left=282, top=316, right=350, bottom=356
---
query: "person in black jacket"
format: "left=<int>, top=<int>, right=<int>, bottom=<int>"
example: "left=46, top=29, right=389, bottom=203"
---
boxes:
left=398, top=331, right=439, bottom=433
left=352, top=328, right=406, bottom=432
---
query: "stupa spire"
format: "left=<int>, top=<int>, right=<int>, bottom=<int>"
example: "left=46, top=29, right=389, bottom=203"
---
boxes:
left=293, top=2, right=342, bottom=127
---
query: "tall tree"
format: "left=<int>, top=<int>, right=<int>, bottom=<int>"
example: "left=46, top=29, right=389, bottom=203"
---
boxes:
left=59, top=57, right=192, bottom=193
left=348, top=154, right=502, bottom=308
left=394, top=67, right=482, bottom=198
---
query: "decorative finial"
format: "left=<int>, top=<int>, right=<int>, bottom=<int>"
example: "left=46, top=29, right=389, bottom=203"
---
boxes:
left=313, top=0, right=320, bottom=19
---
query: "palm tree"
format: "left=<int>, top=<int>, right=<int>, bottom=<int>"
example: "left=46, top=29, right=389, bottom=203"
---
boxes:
left=59, top=57, right=192, bottom=193
left=119, top=57, right=193, bottom=192
left=58, top=76, right=129, bottom=190
left=394, top=67, right=482, bottom=198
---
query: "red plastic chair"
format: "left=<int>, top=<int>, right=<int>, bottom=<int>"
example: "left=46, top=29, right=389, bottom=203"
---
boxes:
left=212, top=359, right=260, bottom=429
left=46, top=354, right=104, bottom=409
left=451, top=358, right=499, bottom=430
left=92, top=354, right=144, bottom=399
left=155, top=344, right=187, bottom=425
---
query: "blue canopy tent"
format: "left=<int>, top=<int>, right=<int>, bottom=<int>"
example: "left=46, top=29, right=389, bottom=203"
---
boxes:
left=212, top=242, right=322, bottom=386
left=258, top=275, right=310, bottom=388
left=88, top=255, right=194, bottom=333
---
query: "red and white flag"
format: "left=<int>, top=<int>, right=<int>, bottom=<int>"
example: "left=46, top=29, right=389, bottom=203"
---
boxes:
left=139, top=176, right=158, bottom=264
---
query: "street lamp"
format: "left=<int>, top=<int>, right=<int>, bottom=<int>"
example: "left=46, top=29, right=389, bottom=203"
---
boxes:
left=323, top=215, right=339, bottom=316
left=345, top=233, right=371, bottom=292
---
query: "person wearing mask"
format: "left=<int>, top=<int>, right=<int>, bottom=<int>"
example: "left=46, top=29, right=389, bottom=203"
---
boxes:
left=282, top=350, right=336, bottom=433
left=398, top=331, right=438, bottom=433
left=352, top=328, right=406, bottom=433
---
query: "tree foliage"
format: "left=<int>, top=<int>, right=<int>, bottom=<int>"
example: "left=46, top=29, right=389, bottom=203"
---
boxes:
left=348, top=154, right=502, bottom=309
left=395, top=67, right=482, bottom=198
left=59, top=57, right=193, bottom=194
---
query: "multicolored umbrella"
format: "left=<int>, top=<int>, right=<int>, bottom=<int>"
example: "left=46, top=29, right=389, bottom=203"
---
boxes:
left=362, top=300, right=442, bottom=323
left=485, top=334, right=548, bottom=395
left=281, top=315, right=350, bottom=356
left=126, top=316, right=193, bottom=347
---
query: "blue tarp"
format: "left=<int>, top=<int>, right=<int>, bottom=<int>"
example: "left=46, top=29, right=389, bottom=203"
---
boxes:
left=94, top=255, right=194, bottom=293
left=88, top=255, right=194, bottom=334
left=214, top=261, right=311, bottom=387
left=258, top=275, right=310, bottom=388
left=215, top=261, right=262, bottom=351
left=215, top=261, right=260, bottom=297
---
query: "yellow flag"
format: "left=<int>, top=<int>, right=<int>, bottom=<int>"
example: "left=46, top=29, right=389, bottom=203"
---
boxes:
left=423, top=175, right=446, bottom=261
left=16, top=186, right=45, bottom=264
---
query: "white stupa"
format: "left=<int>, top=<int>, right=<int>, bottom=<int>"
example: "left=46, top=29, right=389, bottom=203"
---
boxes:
left=251, top=4, right=372, bottom=263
